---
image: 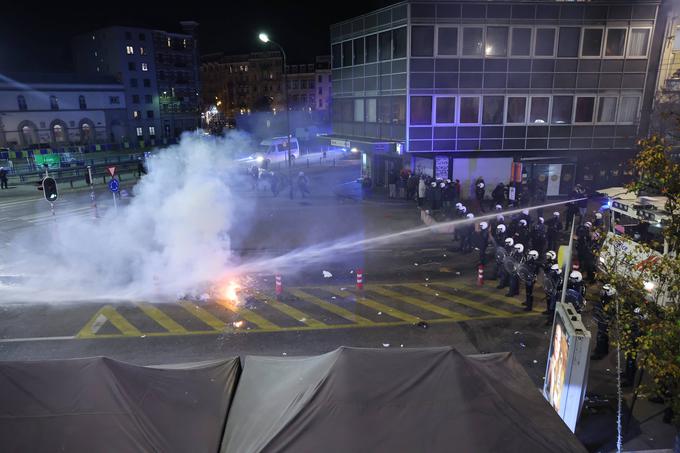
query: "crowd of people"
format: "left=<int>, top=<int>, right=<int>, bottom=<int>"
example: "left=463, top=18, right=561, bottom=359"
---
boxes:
left=248, top=165, right=310, bottom=199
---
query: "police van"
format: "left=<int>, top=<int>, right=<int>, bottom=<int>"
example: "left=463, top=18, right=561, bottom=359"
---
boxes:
left=255, top=137, right=300, bottom=166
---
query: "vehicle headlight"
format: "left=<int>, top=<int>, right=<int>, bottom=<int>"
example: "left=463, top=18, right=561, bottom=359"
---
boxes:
left=256, top=156, right=264, bottom=163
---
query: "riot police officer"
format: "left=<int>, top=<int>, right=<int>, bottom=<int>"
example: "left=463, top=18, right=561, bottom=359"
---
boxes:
left=591, top=284, right=616, bottom=360
left=514, top=219, right=530, bottom=246
left=506, top=242, right=525, bottom=297
left=576, top=222, right=596, bottom=283
left=593, top=211, right=604, bottom=229
left=544, top=264, right=563, bottom=320
left=497, top=237, right=514, bottom=290
left=544, top=250, right=557, bottom=275
left=523, top=249, right=540, bottom=311
left=546, top=211, right=563, bottom=252
left=567, top=270, right=587, bottom=312
left=476, top=222, right=490, bottom=267
left=520, top=209, right=531, bottom=227
left=491, top=224, right=508, bottom=280
left=460, top=212, right=475, bottom=253
left=475, top=178, right=486, bottom=212
left=531, top=217, right=547, bottom=255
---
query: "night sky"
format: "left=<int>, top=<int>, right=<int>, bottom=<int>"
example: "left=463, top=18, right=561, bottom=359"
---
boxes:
left=0, top=1, right=397, bottom=74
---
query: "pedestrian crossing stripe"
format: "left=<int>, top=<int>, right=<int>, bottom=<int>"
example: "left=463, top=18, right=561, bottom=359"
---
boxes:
left=75, top=282, right=540, bottom=340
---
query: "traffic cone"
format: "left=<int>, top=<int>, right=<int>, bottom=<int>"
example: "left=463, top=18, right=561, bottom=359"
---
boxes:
left=356, top=269, right=364, bottom=290
left=275, top=274, right=282, bottom=300
left=477, top=264, right=484, bottom=286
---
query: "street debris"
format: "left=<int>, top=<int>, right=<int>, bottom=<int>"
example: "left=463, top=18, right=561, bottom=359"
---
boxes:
left=377, top=311, right=382, bottom=315
left=532, top=360, right=538, bottom=364
left=519, top=343, right=526, bottom=348
left=400, top=344, right=404, bottom=348
left=282, top=352, right=287, bottom=356
left=331, top=296, right=337, bottom=300
left=414, top=263, right=419, bottom=266
left=514, top=331, right=521, bottom=335
left=416, top=321, right=429, bottom=329
left=340, top=287, right=347, bottom=291
left=322, top=270, right=333, bottom=278
left=455, top=272, right=461, bottom=276
left=382, top=343, right=390, bottom=347
left=140, top=335, right=147, bottom=338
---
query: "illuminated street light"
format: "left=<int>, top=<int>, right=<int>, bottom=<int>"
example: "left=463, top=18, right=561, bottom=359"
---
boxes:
left=259, top=33, right=270, bottom=43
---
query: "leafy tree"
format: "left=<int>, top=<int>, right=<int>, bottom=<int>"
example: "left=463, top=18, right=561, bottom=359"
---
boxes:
left=598, top=135, right=680, bottom=427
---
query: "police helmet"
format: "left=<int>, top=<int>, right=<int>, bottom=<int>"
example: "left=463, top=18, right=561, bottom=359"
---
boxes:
left=446, top=179, right=451, bottom=183
left=546, top=250, right=557, bottom=261
left=455, top=202, right=463, bottom=209
left=519, top=219, right=527, bottom=226
left=584, top=221, right=592, bottom=229
left=431, top=182, right=437, bottom=187
left=505, top=237, right=514, bottom=247
left=461, top=206, right=467, bottom=213
left=440, top=182, right=446, bottom=188
left=495, top=204, right=503, bottom=211
left=496, top=224, right=507, bottom=233
left=569, top=271, right=583, bottom=283
left=601, top=284, right=616, bottom=297
left=550, top=264, right=560, bottom=272
left=514, top=243, right=525, bottom=254
left=477, top=182, right=485, bottom=189
left=553, top=211, right=560, bottom=217
left=595, top=212, right=603, bottom=220
left=466, top=213, right=474, bottom=219
left=479, top=222, right=489, bottom=230
left=538, top=217, right=545, bottom=224
left=528, top=250, right=539, bottom=260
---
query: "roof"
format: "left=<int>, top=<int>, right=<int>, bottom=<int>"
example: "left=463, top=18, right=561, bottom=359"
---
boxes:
left=0, top=72, right=121, bottom=87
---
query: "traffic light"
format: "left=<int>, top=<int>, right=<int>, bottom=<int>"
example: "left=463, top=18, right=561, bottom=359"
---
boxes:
left=42, top=177, right=58, bottom=202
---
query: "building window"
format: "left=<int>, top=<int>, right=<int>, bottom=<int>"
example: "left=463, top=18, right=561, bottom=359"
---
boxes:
left=529, top=97, right=550, bottom=124
left=139, top=33, right=146, bottom=41
left=353, top=38, right=365, bottom=65
left=128, top=62, right=136, bottom=71
left=17, top=95, right=27, bottom=111
left=674, top=26, right=680, bottom=51
left=411, top=26, right=434, bottom=57
left=136, top=127, right=143, bottom=137
left=485, top=26, right=508, bottom=57
left=379, top=31, right=392, bottom=61
left=331, top=44, right=341, bottom=68
left=141, top=63, right=148, bottom=71
left=506, top=97, right=527, bottom=124
left=301, top=80, right=307, bottom=89
left=605, top=29, right=626, bottom=57
left=52, top=124, right=66, bottom=142
left=435, top=97, right=455, bottom=124
left=410, top=96, right=432, bottom=125
left=393, top=27, right=407, bottom=58
left=342, top=41, right=352, bottom=67
left=618, top=96, right=640, bottom=123
left=50, top=95, right=59, bottom=110
left=143, top=79, right=151, bottom=87
left=627, top=29, right=650, bottom=57
left=130, top=78, right=138, bottom=87
left=109, top=96, right=120, bottom=104
left=354, top=99, right=364, bottom=122
left=133, top=110, right=141, bottom=119
left=597, top=97, right=617, bottom=123
left=145, top=94, right=153, bottom=103
left=132, top=95, right=140, bottom=103
left=459, top=96, right=480, bottom=124
left=126, top=45, right=134, bottom=55
left=551, top=96, right=573, bottom=124
left=149, top=126, right=156, bottom=136
left=167, top=37, right=171, bottom=47
left=510, top=28, right=531, bottom=57
left=183, top=39, right=187, bottom=48
left=318, top=75, right=322, bottom=83
left=557, top=27, right=581, bottom=57
left=581, top=28, right=604, bottom=57
left=365, top=34, right=378, bottom=62
left=462, top=27, right=484, bottom=56
left=292, top=80, right=299, bottom=89
left=574, top=96, right=595, bottom=123
left=318, top=87, right=323, bottom=95
left=366, top=98, right=377, bottom=122
left=436, top=27, right=458, bottom=56
left=534, top=28, right=556, bottom=57
left=318, top=100, right=323, bottom=109
left=76, top=95, right=86, bottom=110
left=482, top=96, right=504, bottom=124
left=139, top=47, right=145, bottom=55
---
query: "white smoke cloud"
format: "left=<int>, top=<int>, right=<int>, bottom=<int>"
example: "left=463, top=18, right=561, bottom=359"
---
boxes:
left=0, top=132, right=253, bottom=302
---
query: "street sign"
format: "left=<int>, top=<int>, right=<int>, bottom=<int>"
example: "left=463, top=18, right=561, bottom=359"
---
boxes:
left=42, top=177, right=58, bottom=202
left=108, top=179, right=119, bottom=193
left=107, top=166, right=116, bottom=177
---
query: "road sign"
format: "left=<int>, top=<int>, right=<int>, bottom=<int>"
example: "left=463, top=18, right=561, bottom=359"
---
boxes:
left=107, top=166, right=116, bottom=177
left=42, top=177, right=58, bottom=202
left=108, top=179, right=119, bottom=193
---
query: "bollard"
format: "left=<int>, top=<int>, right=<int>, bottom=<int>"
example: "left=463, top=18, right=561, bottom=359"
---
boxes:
left=275, top=274, right=282, bottom=300
left=356, top=269, right=364, bottom=290
left=477, top=264, right=484, bottom=286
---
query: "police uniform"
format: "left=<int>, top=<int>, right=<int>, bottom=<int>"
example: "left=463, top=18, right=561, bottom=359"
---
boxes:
left=506, top=244, right=524, bottom=297
left=523, top=251, right=540, bottom=311
left=591, top=285, right=615, bottom=360
left=496, top=238, right=514, bottom=289
left=546, top=214, right=563, bottom=252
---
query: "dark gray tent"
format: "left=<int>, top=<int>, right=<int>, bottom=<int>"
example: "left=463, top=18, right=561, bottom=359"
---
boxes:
left=221, top=347, right=586, bottom=453
left=0, top=356, right=240, bottom=453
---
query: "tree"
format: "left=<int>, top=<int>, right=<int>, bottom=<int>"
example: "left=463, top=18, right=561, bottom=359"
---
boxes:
left=598, top=135, right=680, bottom=427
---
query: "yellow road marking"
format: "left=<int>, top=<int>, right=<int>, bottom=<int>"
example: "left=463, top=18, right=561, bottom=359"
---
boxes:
left=436, top=282, right=524, bottom=307
left=261, top=297, right=326, bottom=328
left=327, top=289, right=421, bottom=323
left=288, top=289, right=375, bottom=325
left=135, top=302, right=187, bottom=334
left=222, top=301, right=279, bottom=330
left=369, top=287, right=470, bottom=321
left=404, top=284, right=514, bottom=317
left=178, top=300, right=228, bottom=331
left=77, top=305, right=141, bottom=338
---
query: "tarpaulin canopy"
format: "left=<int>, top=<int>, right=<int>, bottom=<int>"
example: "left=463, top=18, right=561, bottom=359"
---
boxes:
left=0, top=356, right=240, bottom=453
left=221, top=347, right=586, bottom=453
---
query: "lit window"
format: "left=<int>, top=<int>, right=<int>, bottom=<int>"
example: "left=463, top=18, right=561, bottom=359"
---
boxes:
left=92, top=35, right=96, bottom=40
left=353, top=99, right=364, bottom=122
left=485, top=27, right=508, bottom=57
left=628, top=29, right=650, bottom=57
left=141, top=63, right=148, bottom=71
left=605, top=29, right=626, bottom=57
left=574, top=97, right=595, bottom=123
left=167, top=37, right=171, bottom=47
left=133, top=110, right=141, bottom=119
left=94, top=51, right=98, bottom=57
left=149, top=126, right=155, bottom=136
left=136, top=127, right=143, bottom=137
left=618, top=96, right=640, bottom=123
left=183, top=39, right=187, bottom=48
left=597, top=97, right=617, bottom=123
left=140, top=47, right=145, bottom=55
left=126, top=45, right=134, bottom=55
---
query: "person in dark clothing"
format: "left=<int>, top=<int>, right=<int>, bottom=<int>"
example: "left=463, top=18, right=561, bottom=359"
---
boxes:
left=576, top=184, right=588, bottom=222
left=475, top=221, right=490, bottom=267
left=523, top=249, right=541, bottom=311
left=432, top=181, right=443, bottom=211
left=362, top=175, right=373, bottom=199
left=497, top=237, right=514, bottom=289
left=531, top=217, right=547, bottom=256
left=506, top=242, right=525, bottom=297
left=514, top=219, right=530, bottom=246
left=460, top=213, right=475, bottom=253
left=576, top=221, right=595, bottom=283
left=544, top=264, right=563, bottom=317
left=426, top=181, right=437, bottom=210
left=546, top=211, right=563, bottom=252
left=407, top=174, right=418, bottom=201
left=492, top=183, right=505, bottom=208
left=475, top=178, right=486, bottom=212
left=0, top=167, right=8, bottom=189
left=297, top=171, right=310, bottom=197
left=452, top=179, right=461, bottom=204
left=591, top=284, right=616, bottom=360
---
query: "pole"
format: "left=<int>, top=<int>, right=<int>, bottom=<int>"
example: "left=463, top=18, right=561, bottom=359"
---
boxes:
left=87, top=165, right=99, bottom=219
left=559, top=217, right=577, bottom=306
left=112, top=188, right=118, bottom=212
left=271, top=40, right=293, bottom=199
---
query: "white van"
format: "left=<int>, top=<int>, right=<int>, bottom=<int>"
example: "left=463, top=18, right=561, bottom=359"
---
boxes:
left=256, top=137, right=300, bottom=165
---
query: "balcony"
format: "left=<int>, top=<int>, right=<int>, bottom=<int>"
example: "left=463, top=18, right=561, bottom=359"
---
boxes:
left=665, top=77, right=680, bottom=92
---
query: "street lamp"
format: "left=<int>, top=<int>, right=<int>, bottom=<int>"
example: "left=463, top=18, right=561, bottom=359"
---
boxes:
left=258, top=32, right=294, bottom=198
